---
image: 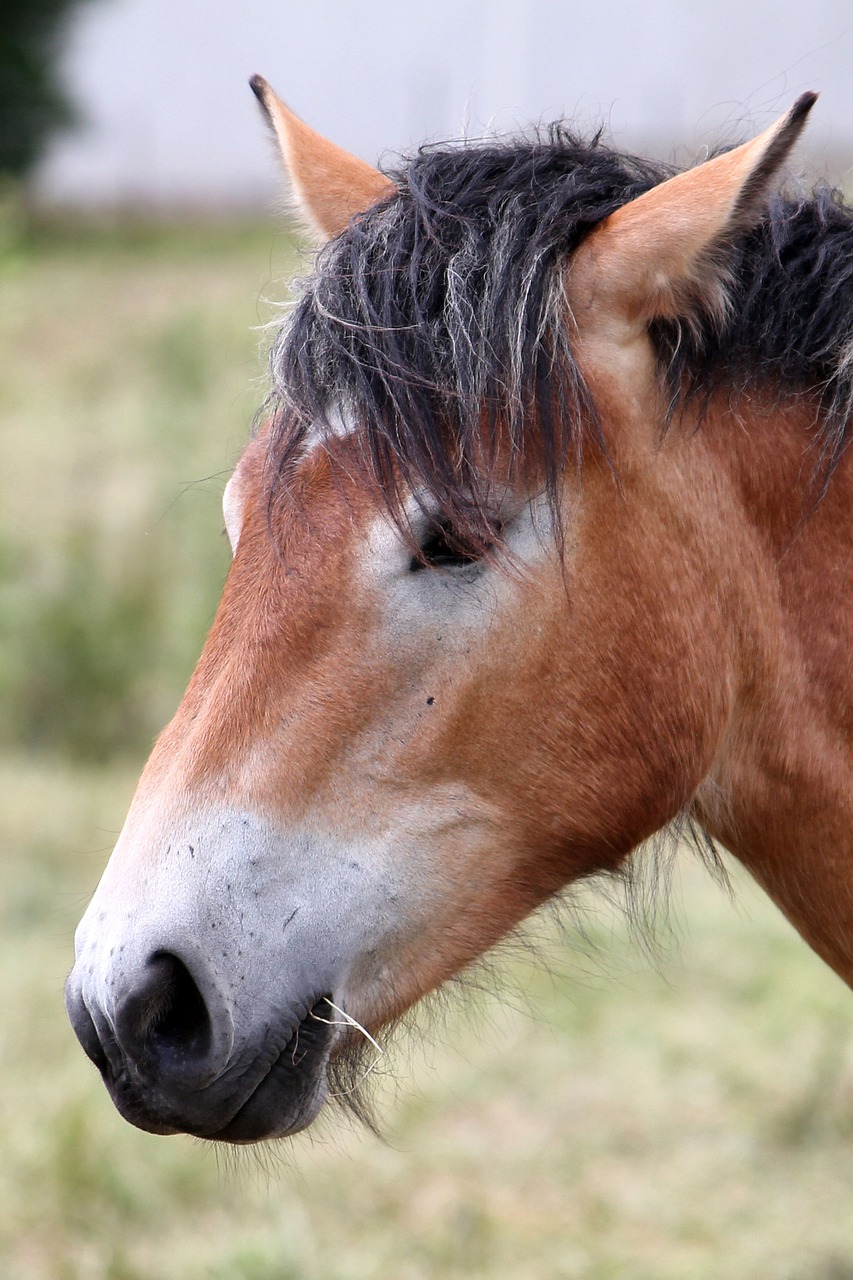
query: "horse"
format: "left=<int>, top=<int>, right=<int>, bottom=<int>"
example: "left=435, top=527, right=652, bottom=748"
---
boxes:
left=65, top=80, right=853, bottom=1145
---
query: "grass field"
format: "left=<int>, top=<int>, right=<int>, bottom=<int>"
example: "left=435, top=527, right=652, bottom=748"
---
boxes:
left=4, top=217, right=853, bottom=1280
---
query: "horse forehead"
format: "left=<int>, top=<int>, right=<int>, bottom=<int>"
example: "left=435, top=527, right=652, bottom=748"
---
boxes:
left=228, top=436, right=381, bottom=580
left=226, top=411, right=357, bottom=514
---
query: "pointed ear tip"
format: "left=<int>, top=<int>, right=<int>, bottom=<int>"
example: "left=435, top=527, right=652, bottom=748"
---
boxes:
left=249, top=75, right=290, bottom=132
left=790, top=90, right=819, bottom=126
left=764, top=91, right=817, bottom=157
left=249, top=74, right=268, bottom=103
left=752, top=92, right=818, bottom=161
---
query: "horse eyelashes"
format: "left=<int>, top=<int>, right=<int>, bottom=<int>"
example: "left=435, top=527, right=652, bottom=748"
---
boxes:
left=409, top=520, right=488, bottom=572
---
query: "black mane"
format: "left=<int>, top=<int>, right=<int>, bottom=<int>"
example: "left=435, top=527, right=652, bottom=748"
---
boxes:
left=265, top=124, right=853, bottom=536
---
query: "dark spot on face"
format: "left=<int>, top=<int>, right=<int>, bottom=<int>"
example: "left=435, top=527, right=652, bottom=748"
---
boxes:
left=426, top=696, right=435, bottom=706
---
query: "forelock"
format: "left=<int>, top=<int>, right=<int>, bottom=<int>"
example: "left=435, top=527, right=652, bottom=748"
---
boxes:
left=261, top=123, right=853, bottom=529
left=262, top=126, right=668, bottom=540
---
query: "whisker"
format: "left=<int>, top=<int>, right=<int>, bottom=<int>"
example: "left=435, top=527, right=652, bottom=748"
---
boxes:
left=310, top=998, right=385, bottom=1098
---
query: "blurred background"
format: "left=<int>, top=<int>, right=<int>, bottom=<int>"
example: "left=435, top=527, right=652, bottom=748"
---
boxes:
left=4, top=2, right=853, bottom=1278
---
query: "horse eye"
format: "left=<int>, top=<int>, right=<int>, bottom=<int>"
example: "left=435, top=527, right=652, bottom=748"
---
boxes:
left=409, top=520, right=493, bottom=572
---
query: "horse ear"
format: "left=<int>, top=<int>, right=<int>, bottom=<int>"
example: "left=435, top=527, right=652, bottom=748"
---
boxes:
left=570, top=93, right=817, bottom=328
left=250, top=75, right=393, bottom=242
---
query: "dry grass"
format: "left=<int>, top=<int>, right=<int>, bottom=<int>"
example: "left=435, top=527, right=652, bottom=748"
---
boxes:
left=3, top=219, right=853, bottom=1279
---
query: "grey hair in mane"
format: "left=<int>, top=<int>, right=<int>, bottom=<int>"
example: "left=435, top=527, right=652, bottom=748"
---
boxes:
left=262, top=124, right=853, bottom=542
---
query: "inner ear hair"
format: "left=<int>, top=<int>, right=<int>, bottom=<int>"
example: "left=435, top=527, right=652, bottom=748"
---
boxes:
left=570, top=92, right=817, bottom=330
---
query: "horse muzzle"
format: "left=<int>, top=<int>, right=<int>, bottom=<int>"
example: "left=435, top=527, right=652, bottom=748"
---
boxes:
left=65, top=948, right=336, bottom=1141
left=65, top=804, right=413, bottom=1140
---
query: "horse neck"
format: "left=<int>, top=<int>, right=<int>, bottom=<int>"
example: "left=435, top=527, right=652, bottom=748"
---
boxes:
left=693, top=391, right=853, bottom=985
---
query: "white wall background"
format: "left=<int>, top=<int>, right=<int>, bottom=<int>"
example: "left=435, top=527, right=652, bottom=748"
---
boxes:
left=34, top=0, right=853, bottom=208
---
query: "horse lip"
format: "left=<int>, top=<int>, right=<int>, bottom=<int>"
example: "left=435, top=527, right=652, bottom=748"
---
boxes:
left=89, top=996, right=336, bottom=1142
left=205, top=995, right=336, bottom=1142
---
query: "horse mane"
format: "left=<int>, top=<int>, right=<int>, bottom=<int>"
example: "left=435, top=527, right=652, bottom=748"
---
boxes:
left=264, top=124, right=853, bottom=539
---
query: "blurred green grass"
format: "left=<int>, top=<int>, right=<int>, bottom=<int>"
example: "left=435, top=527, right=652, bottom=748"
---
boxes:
left=0, top=216, right=295, bottom=758
left=3, top=218, right=853, bottom=1279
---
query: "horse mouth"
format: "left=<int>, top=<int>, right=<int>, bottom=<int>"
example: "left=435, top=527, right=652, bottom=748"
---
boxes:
left=207, top=997, right=335, bottom=1142
left=93, top=997, right=336, bottom=1143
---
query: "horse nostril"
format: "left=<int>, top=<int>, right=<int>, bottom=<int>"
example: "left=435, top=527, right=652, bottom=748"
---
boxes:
left=115, top=952, right=213, bottom=1077
left=148, top=953, right=211, bottom=1057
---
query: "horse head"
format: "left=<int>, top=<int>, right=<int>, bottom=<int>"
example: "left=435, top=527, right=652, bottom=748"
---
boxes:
left=66, top=85, right=822, bottom=1141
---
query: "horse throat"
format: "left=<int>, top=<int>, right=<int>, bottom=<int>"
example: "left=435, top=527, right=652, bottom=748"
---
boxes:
left=695, top=395, right=853, bottom=986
